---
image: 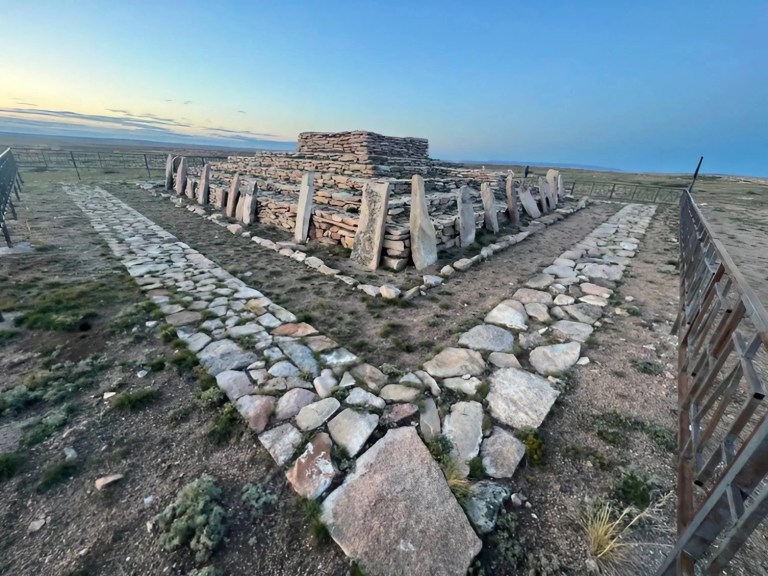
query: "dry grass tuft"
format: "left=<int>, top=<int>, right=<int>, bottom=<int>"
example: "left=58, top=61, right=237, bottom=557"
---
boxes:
left=579, top=493, right=672, bottom=575
left=441, top=458, right=471, bottom=502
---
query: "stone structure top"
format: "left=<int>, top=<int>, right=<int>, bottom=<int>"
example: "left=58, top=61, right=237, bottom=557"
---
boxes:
left=297, top=131, right=429, bottom=159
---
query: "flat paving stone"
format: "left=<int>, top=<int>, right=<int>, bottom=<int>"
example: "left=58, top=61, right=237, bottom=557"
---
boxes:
left=328, top=408, right=379, bottom=456
left=511, top=288, right=553, bottom=305
left=275, top=388, right=317, bottom=421
left=487, top=367, right=559, bottom=429
left=321, top=427, right=481, bottom=576
left=216, top=370, right=254, bottom=401
left=286, top=432, right=337, bottom=500
left=484, top=300, right=528, bottom=331
left=524, top=273, right=555, bottom=289
left=443, top=401, right=484, bottom=476
left=423, top=347, right=485, bottom=378
left=458, top=324, right=515, bottom=352
left=279, top=341, right=320, bottom=377
left=166, top=310, right=203, bottom=326
left=296, top=398, right=341, bottom=431
left=529, top=342, right=581, bottom=376
left=481, top=426, right=526, bottom=479
left=234, top=394, right=275, bottom=433
left=345, top=387, right=386, bottom=410
left=379, top=384, right=421, bottom=402
left=551, top=320, right=594, bottom=343
left=198, top=339, right=259, bottom=375
left=258, top=423, right=302, bottom=466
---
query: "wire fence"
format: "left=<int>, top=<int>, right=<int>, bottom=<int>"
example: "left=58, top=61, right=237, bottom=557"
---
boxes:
left=9, top=147, right=227, bottom=179
left=569, top=179, right=685, bottom=204
left=0, top=148, right=23, bottom=247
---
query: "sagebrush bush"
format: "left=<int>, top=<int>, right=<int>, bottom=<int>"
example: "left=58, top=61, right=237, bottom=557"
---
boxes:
left=241, top=483, right=277, bottom=517
left=154, top=474, right=226, bottom=563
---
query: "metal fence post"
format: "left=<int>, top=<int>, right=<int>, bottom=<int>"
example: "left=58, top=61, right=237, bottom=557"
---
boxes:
left=70, top=151, right=81, bottom=180
left=143, top=154, right=151, bottom=177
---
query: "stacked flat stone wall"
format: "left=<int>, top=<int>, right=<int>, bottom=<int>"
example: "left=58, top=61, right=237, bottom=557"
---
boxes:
left=199, top=175, right=520, bottom=270
left=298, top=131, right=428, bottom=159
left=168, top=129, right=563, bottom=271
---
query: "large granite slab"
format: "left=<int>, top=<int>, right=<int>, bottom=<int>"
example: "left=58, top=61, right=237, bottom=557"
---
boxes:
left=321, top=427, right=481, bottom=576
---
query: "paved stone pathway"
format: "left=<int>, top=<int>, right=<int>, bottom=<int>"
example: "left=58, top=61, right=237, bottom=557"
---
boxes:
left=66, top=183, right=655, bottom=575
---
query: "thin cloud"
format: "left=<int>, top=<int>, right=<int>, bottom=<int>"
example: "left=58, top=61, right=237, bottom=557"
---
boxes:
left=0, top=106, right=294, bottom=150
left=238, top=110, right=247, bottom=114
left=183, top=100, right=193, bottom=105
left=0, top=107, right=190, bottom=130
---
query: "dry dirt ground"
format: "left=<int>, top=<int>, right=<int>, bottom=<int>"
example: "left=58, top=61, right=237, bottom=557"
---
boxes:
left=0, top=171, right=347, bottom=576
left=2, top=168, right=767, bottom=576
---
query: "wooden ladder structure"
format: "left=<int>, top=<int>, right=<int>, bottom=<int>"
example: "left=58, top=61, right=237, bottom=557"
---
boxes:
left=656, top=187, right=768, bottom=574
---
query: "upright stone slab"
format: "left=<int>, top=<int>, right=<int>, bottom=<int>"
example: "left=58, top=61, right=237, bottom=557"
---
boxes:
left=546, top=169, right=559, bottom=203
left=241, top=182, right=258, bottom=225
left=294, top=171, right=314, bottom=243
left=505, top=174, right=520, bottom=226
left=174, top=157, right=188, bottom=196
left=457, top=186, right=476, bottom=247
left=350, top=181, right=391, bottom=271
left=198, top=164, right=210, bottom=205
left=519, top=180, right=541, bottom=218
left=409, top=175, right=437, bottom=270
left=557, top=173, right=566, bottom=200
left=480, top=182, right=499, bottom=233
left=321, top=427, right=481, bottom=576
left=185, top=177, right=196, bottom=200
left=538, top=177, right=552, bottom=213
left=164, top=154, right=174, bottom=191
left=226, top=173, right=240, bottom=218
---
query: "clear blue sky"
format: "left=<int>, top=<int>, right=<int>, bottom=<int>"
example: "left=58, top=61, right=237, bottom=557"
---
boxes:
left=0, top=0, right=765, bottom=175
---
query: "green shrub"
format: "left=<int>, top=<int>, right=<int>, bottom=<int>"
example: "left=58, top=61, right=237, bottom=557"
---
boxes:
left=0, top=453, right=24, bottom=482
left=113, top=388, right=160, bottom=411
left=21, top=403, right=77, bottom=446
left=468, top=456, right=486, bottom=480
left=207, top=404, right=243, bottom=444
left=197, top=387, right=225, bottom=409
left=302, top=498, right=329, bottom=546
left=629, top=358, right=662, bottom=375
left=0, top=329, right=19, bottom=347
left=154, top=474, right=226, bottom=563
left=149, top=358, right=167, bottom=372
left=169, top=349, right=198, bottom=372
left=427, top=435, right=454, bottom=467
left=195, top=366, right=217, bottom=391
left=0, top=385, right=43, bottom=415
left=241, top=483, right=277, bottom=518
left=616, top=468, right=656, bottom=509
left=644, top=422, right=676, bottom=452
left=516, top=428, right=544, bottom=465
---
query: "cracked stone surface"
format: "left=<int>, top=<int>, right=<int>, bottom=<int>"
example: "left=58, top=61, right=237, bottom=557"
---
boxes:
left=321, top=427, right=481, bottom=576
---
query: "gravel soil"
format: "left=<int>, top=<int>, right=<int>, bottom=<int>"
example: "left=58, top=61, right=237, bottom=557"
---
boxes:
left=0, top=172, right=347, bottom=576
